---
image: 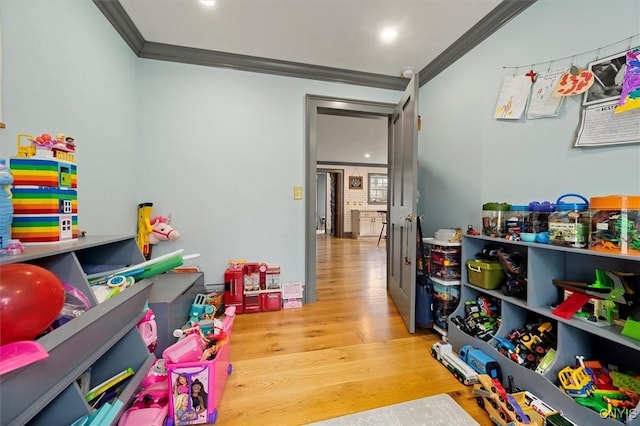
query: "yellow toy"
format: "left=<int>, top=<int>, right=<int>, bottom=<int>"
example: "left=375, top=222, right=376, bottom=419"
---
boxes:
left=16, top=134, right=36, bottom=158
left=137, top=202, right=154, bottom=260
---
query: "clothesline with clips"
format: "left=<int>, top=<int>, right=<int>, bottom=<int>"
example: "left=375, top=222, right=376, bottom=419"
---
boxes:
left=503, top=33, right=640, bottom=74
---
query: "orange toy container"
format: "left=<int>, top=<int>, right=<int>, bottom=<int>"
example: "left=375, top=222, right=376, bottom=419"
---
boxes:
left=589, top=195, right=640, bottom=255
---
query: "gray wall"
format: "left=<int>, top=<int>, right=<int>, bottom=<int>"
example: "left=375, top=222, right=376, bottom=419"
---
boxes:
left=418, top=0, right=640, bottom=237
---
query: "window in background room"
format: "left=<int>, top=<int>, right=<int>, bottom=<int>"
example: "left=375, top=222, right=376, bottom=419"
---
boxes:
left=368, top=173, right=387, bottom=204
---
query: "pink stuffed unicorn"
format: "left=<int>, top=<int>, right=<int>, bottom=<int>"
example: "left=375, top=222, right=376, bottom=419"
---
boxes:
left=148, top=215, right=180, bottom=245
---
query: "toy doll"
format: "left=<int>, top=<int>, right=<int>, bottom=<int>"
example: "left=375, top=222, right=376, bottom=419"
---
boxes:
left=173, top=374, right=189, bottom=395
left=191, top=379, right=208, bottom=415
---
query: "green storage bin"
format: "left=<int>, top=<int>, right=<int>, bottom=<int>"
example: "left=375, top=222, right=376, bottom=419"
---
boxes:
left=466, top=259, right=505, bottom=289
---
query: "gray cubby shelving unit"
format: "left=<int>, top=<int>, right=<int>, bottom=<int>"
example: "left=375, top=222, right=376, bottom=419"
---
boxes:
left=448, top=234, right=640, bottom=426
left=0, top=235, right=155, bottom=426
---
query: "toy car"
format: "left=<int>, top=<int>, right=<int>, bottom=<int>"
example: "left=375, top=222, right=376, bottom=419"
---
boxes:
left=118, top=382, right=169, bottom=426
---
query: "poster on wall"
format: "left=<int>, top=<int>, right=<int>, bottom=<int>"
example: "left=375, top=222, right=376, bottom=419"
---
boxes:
left=574, top=48, right=640, bottom=147
left=573, top=101, right=640, bottom=147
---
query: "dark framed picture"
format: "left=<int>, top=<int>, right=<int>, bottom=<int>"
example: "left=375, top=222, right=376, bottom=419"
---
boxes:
left=583, top=51, right=627, bottom=106
left=349, top=176, right=363, bottom=189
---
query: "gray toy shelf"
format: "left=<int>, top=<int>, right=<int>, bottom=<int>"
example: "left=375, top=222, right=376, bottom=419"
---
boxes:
left=0, top=235, right=155, bottom=426
left=448, top=234, right=640, bottom=426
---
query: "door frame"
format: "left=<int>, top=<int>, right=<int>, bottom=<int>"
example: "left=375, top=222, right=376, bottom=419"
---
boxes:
left=305, top=95, right=396, bottom=303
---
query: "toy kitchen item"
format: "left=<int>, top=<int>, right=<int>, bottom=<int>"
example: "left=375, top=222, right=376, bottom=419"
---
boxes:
left=482, top=202, right=511, bottom=237
left=589, top=195, right=640, bottom=255
left=548, top=194, right=590, bottom=248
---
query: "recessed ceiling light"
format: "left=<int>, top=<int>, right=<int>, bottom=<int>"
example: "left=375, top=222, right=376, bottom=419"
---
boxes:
left=364, top=153, right=371, bottom=158
left=200, top=0, right=216, bottom=6
left=380, top=27, right=398, bottom=44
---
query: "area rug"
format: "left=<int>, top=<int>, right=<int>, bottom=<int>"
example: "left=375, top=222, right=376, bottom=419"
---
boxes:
left=307, top=393, right=479, bottom=426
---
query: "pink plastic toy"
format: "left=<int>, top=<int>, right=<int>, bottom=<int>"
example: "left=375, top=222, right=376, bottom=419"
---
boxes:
left=0, top=341, right=49, bottom=375
left=118, top=381, right=169, bottom=426
left=141, top=358, right=168, bottom=389
left=162, top=333, right=205, bottom=364
left=137, top=309, right=158, bottom=353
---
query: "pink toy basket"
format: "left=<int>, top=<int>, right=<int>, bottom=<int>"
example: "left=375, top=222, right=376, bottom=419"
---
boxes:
left=165, top=307, right=235, bottom=425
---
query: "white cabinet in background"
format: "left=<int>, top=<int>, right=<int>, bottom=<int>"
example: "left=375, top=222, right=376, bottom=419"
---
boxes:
left=351, top=210, right=385, bottom=239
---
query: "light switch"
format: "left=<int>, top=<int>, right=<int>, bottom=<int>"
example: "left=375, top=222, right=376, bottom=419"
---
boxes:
left=293, top=186, right=303, bottom=200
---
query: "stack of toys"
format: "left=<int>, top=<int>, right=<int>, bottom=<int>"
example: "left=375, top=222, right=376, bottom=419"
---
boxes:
left=9, top=133, right=79, bottom=243
left=162, top=305, right=235, bottom=426
left=491, top=320, right=557, bottom=372
left=450, top=296, right=501, bottom=341
left=558, top=356, right=640, bottom=422
left=119, top=304, right=235, bottom=426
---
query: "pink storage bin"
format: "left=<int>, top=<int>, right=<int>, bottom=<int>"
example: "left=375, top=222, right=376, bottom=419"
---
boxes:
left=162, top=333, right=204, bottom=364
left=165, top=307, right=235, bottom=425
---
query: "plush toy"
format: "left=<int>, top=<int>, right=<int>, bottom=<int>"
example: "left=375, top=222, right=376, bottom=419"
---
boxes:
left=148, top=215, right=180, bottom=245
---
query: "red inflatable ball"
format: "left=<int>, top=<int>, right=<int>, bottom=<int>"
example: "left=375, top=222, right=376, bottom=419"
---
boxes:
left=0, top=263, right=65, bottom=345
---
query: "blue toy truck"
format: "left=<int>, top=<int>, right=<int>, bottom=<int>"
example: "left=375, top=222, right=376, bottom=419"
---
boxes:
left=458, top=345, right=502, bottom=381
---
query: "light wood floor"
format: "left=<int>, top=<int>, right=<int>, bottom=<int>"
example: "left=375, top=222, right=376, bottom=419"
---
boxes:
left=216, top=235, right=492, bottom=425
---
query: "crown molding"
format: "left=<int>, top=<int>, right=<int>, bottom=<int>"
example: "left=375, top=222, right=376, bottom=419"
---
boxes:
left=93, top=0, right=145, bottom=55
left=94, top=0, right=536, bottom=90
left=419, top=0, right=537, bottom=85
left=140, top=41, right=408, bottom=90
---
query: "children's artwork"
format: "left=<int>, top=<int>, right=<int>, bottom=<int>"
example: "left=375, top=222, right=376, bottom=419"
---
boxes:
left=555, top=67, right=594, bottom=97
left=615, top=48, right=640, bottom=114
left=493, top=75, right=531, bottom=120
left=526, top=69, right=567, bottom=119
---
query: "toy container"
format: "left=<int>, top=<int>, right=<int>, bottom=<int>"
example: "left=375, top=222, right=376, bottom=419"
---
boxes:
left=466, top=259, right=505, bottom=290
left=526, top=201, right=555, bottom=234
left=505, top=205, right=528, bottom=237
left=589, top=195, right=640, bottom=255
left=482, top=202, right=511, bottom=237
left=548, top=194, right=590, bottom=248
left=434, top=228, right=456, bottom=242
left=431, top=279, right=460, bottom=331
left=427, top=241, right=461, bottom=281
left=165, top=309, right=235, bottom=426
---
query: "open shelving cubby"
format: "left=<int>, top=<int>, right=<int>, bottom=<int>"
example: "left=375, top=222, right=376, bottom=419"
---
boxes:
left=0, top=235, right=155, bottom=426
left=448, top=234, right=640, bottom=426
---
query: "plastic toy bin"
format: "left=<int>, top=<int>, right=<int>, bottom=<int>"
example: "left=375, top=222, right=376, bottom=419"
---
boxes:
left=165, top=313, right=235, bottom=425
left=466, top=259, right=505, bottom=290
left=589, top=195, right=640, bottom=255
left=428, top=244, right=461, bottom=281
left=431, top=279, right=460, bottom=330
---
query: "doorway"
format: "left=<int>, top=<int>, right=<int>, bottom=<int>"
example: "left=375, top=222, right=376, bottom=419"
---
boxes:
left=305, top=95, right=396, bottom=303
left=316, top=169, right=344, bottom=238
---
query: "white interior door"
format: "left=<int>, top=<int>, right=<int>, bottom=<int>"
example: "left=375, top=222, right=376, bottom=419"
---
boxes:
left=387, top=75, right=419, bottom=333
